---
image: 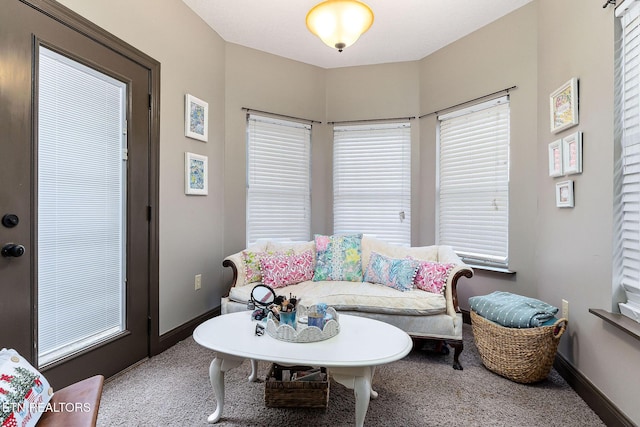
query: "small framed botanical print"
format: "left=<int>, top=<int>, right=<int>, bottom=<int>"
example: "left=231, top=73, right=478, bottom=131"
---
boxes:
left=550, top=78, right=579, bottom=134
left=185, top=152, right=208, bottom=195
left=556, top=180, right=574, bottom=208
left=562, top=131, right=583, bottom=175
left=185, top=94, right=208, bottom=142
left=548, top=139, right=563, bottom=177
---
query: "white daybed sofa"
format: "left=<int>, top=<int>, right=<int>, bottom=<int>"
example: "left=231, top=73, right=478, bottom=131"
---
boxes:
left=221, top=235, right=474, bottom=369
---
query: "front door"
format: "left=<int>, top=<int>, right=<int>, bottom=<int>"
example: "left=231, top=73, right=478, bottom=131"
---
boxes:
left=0, top=0, right=156, bottom=388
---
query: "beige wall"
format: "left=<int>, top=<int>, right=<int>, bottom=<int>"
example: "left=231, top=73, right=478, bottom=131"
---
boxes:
left=325, top=63, right=421, bottom=241
left=536, top=0, right=640, bottom=422
left=419, top=3, right=539, bottom=305
left=57, top=0, right=227, bottom=334
left=223, top=43, right=327, bottom=266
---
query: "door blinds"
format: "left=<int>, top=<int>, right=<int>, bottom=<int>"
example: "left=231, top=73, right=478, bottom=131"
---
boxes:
left=437, top=97, right=510, bottom=268
left=38, top=47, right=126, bottom=365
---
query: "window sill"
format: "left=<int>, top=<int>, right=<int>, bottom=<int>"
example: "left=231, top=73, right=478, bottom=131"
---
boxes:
left=465, top=264, right=516, bottom=275
left=589, top=308, right=640, bottom=341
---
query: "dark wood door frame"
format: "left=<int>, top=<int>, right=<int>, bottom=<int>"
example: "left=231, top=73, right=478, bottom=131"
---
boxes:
left=20, top=0, right=161, bottom=358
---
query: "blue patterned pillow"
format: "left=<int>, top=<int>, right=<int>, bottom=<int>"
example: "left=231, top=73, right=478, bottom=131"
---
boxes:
left=313, top=234, right=363, bottom=282
left=364, top=252, right=420, bottom=292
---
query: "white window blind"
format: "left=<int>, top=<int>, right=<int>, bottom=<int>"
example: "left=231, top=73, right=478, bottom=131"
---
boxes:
left=616, top=1, right=640, bottom=301
left=246, top=114, right=311, bottom=245
left=38, top=47, right=126, bottom=365
left=437, top=97, right=510, bottom=268
left=333, top=122, right=411, bottom=246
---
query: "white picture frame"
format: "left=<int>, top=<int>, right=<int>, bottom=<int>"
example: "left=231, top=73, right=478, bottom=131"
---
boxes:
left=185, top=152, right=208, bottom=195
left=185, top=94, right=208, bottom=142
left=548, top=139, right=563, bottom=177
left=562, top=131, right=583, bottom=175
left=556, top=180, right=574, bottom=208
left=550, top=78, right=579, bottom=134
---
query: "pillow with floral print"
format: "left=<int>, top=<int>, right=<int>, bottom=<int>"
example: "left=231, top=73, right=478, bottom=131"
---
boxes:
left=414, top=261, right=455, bottom=294
left=313, top=234, right=363, bottom=282
left=363, top=252, right=420, bottom=292
left=260, top=250, right=315, bottom=288
left=241, top=249, right=293, bottom=285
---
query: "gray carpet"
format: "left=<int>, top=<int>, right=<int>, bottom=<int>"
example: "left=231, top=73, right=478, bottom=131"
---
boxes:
left=97, top=324, right=605, bottom=427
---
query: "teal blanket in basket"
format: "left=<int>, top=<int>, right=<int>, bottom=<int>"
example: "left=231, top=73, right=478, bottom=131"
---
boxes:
left=469, top=291, right=558, bottom=328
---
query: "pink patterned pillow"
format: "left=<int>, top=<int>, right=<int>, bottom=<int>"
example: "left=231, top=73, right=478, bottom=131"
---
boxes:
left=414, top=261, right=455, bottom=294
left=242, top=249, right=293, bottom=285
left=260, top=250, right=315, bottom=288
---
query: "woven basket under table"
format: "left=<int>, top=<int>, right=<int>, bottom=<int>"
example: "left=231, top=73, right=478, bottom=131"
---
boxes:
left=470, top=310, right=568, bottom=384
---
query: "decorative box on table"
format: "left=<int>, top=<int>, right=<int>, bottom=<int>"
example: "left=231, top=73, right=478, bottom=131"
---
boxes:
left=264, top=364, right=329, bottom=408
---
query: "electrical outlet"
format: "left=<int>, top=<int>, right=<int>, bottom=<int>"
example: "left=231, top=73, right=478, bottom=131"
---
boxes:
left=562, top=299, right=569, bottom=321
left=195, top=274, right=202, bottom=290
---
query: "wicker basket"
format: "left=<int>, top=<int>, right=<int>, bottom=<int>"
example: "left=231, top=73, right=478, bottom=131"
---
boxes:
left=264, top=364, right=329, bottom=408
left=470, top=310, right=568, bottom=384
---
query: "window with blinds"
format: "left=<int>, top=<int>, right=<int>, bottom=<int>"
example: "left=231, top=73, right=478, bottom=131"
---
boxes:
left=333, top=122, right=411, bottom=246
left=615, top=0, right=640, bottom=312
left=437, top=96, right=510, bottom=269
left=246, top=114, right=311, bottom=246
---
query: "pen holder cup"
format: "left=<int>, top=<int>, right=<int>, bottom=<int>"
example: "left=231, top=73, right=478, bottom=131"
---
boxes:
left=307, top=313, right=325, bottom=329
left=279, top=310, right=297, bottom=330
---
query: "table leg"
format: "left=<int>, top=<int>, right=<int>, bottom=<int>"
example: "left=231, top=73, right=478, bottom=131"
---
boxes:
left=207, top=354, right=245, bottom=424
left=248, top=359, right=259, bottom=382
left=330, top=366, right=375, bottom=427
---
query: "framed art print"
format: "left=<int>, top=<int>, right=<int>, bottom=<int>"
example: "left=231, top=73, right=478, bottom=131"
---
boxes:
left=548, top=139, right=563, bottom=177
left=556, top=180, right=574, bottom=208
left=562, top=131, right=583, bottom=175
left=550, top=78, right=578, bottom=134
left=185, top=152, right=208, bottom=195
left=185, top=94, right=208, bottom=142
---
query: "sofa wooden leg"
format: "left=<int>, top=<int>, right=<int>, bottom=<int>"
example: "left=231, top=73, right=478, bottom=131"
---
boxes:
left=449, top=341, right=463, bottom=370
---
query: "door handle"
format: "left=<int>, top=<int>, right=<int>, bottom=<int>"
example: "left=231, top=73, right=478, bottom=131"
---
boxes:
left=1, top=244, right=25, bottom=258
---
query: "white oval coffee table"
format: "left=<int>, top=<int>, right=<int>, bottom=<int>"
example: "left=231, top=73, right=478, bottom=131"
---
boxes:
left=193, top=311, right=412, bottom=427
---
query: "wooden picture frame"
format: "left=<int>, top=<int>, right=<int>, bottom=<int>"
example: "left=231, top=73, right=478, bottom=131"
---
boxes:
left=550, top=78, right=579, bottom=134
left=185, top=94, right=208, bottom=142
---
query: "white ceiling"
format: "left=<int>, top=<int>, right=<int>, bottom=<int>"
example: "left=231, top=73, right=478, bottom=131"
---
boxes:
left=182, top=0, right=533, bottom=69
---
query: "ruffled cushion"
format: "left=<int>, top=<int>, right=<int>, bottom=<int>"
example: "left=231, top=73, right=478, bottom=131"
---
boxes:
left=414, top=261, right=455, bottom=294
left=260, top=250, right=315, bottom=288
left=364, top=252, right=419, bottom=292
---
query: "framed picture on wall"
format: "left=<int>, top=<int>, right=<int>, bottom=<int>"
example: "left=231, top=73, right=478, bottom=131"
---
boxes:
left=556, top=180, right=574, bottom=208
left=562, top=131, right=583, bottom=175
left=548, top=139, right=563, bottom=177
left=550, top=78, right=579, bottom=134
left=185, top=152, right=208, bottom=195
left=185, top=94, right=208, bottom=142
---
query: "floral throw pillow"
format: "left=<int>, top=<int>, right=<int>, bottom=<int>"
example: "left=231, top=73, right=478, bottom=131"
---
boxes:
left=241, top=249, right=293, bottom=285
left=313, top=234, right=363, bottom=282
left=260, top=250, right=315, bottom=288
left=414, top=261, right=455, bottom=294
left=364, top=252, right=420, bottom=292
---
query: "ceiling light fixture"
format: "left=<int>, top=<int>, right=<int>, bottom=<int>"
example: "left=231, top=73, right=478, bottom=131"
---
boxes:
left=306, top=0, right=374, bottom=53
